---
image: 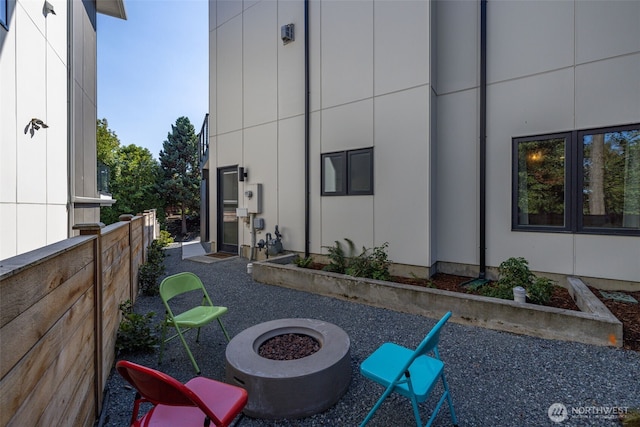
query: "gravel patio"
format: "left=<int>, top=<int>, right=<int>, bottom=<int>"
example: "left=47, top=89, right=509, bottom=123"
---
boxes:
left=97, top=245, right=639, bottom=427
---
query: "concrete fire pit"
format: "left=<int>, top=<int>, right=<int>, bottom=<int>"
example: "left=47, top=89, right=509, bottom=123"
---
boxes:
left=225, top=318, right=351, bottom=419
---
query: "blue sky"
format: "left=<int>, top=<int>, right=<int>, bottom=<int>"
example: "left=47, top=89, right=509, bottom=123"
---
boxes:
left=97, top=0, right=208, bottom=160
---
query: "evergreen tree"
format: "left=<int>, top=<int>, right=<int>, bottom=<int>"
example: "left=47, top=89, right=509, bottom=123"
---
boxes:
left=158, top=116, right=201, bottom=235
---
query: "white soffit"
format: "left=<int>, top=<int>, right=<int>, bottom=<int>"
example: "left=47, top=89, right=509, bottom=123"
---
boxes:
left=97, top=0, right=127, bottom=20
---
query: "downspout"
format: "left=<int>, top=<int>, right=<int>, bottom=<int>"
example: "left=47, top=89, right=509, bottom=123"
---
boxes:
left=67, top=1, right=75, bottom=237
left=304, top=0, right=310, bottom=258
left=478, top=0, right=487, bottom=279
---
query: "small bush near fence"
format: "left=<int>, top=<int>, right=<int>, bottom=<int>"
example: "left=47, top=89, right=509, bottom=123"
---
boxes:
left=116, top=300, right=159, bottom=355
left=138, top=240, right=168, bottom=296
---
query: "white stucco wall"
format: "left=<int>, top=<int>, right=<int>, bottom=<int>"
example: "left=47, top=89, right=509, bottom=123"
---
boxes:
left=209, top=0, right=639, bottom=283
left=0, top=1, right=69, bottom=259
left=435, top=0, right=639, bottom=282
left=209, top=0, right=434, bottom=263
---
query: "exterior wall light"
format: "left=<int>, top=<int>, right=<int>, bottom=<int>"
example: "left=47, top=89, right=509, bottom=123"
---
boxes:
left=239, top=167, right=248, bottom=182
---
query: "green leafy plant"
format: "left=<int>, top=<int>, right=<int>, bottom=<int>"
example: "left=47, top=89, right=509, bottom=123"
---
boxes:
left=322, top=238, right=356, bottom=274
left=115, top=300, right=159, bottom=355
left=322, top=239, right=391, bottom=281
left=139, top=240, right=166, bottom=296
left=346, top=242, right=391, bottom=281
left=157, top=229, right=174, bottom=248
left=527, top=276, right=555, bottom=305
left=497, top=257, right=532, bottom=286
left=479, top=257, right=556, bottom=305
left=294, top=255, right=313, bottom=268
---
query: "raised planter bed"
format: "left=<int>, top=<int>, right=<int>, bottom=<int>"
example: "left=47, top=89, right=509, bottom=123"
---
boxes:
left=252, top=254, right=622, bottom=348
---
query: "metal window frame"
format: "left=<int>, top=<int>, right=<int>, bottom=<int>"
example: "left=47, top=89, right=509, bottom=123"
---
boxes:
left=321, top=151, right=347, bottom=196
left=512, top=123, right=640, bottom=236
left=511, top=132, right=573, bottom=233
left=321, top=147, right=374, bottom=196
left=577, top=123, right=640, bottom=236
left=347, top=147, right=374, bottom=195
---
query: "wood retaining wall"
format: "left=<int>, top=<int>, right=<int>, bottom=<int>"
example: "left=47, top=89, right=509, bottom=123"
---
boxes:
left=0, top=211, right=157, bottom=427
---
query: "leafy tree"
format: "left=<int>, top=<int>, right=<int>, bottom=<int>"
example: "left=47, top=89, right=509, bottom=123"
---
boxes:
left=102, top=144, right=163, bottom=225
left=97, top=119, right=164, bottom=225
left=97, top=118, right=120, bottom=169
left=158, top=116, right=201, bottom=235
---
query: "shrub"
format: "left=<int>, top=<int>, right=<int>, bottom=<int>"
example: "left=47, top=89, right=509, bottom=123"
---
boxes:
left=294, top=255, right=313, bottom=268
left=322, top=239, right=391, bottom=281
left=139, top=240, right=166, bottom=296
left=346, top=242, right=391, bottom=281
left=157, top=229, right=174, bottom=248
left=116, top=300, right=159, bottom=355
left=322, top=239, right=356, bottom=274
left=497, top=257, right=532, bottom=287
left=527, top=276, right=555, bottom=305
left=480, top=257, right=556, bottom=305
left=478, top=281, right=515, bottom=300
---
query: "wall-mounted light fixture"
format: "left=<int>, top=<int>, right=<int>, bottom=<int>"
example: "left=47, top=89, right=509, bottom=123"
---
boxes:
left=238, top=167, right=248, bottom=182
left=281, top=23, right=294, bottom=45
left=43, top=1, right=56, bottom=16
left=24, top=118, right=49, bottom=137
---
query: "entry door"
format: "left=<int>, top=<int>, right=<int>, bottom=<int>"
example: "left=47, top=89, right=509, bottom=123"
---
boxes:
left=217, top=167, right=239, bottom=253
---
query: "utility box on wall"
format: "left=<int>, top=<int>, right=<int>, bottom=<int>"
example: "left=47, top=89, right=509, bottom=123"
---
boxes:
left=245, top=183, right=262, bottom=214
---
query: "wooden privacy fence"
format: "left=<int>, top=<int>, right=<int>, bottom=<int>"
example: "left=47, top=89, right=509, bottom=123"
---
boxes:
left=0, top=211, right=157, bottom=427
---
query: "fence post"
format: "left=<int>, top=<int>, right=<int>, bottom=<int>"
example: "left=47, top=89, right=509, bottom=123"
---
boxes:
left=72, top=222, right=105, bottom=418
left=119, top=214, right=137, bottom=303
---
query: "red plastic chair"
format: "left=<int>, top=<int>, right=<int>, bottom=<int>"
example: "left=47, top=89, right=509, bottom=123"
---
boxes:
left=116, top=360, right=248, bottom=427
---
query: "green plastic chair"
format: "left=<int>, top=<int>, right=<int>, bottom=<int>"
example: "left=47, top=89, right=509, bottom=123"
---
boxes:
left=159, top=272, right=231, bottom=374
left=359, top=311, right=458, bottom=427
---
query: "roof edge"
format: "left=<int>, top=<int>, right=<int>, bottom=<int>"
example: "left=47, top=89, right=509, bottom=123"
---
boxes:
left=97, top=0, right=127, bottom=20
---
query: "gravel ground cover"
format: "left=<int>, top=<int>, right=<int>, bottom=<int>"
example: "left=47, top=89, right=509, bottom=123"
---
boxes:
left=97, top=246, right=639, bottom=427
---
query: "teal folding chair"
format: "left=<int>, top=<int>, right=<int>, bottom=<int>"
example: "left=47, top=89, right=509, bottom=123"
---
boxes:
left=159, top=272, right=231, bottom=374
left=359, top=311, right=458, bottom=427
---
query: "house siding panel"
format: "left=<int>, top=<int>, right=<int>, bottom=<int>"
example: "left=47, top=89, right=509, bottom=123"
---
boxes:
left=208, top=0, right=640, bottom=284
left=321, top=0, right=373, bottom=108
left=374, top=87, right=430, bottom=267
left=216, top=16, right=243, bottom=134
left=243, top=1, right=277, bottom=128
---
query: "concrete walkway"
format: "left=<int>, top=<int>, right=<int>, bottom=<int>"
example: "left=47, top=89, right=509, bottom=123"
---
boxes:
left=180, top=239, right=219, bottom=264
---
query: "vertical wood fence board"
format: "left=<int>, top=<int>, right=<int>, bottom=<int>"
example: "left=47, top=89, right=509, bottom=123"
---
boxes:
left=0, top=262, right=94, bottom=379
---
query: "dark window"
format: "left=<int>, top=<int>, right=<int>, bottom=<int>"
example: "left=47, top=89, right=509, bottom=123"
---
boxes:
left=322, top=148, right=373, bottom=196
left=1, top=0, right=7, bottom=30
left=579, top=127, right=640, bottom=233
left=348, top=148, right=373, bottom=195
left=513, top=133, right=570, bottom=230
left=513, top=124, right=639, bottom=236
left=97, top=162, right=110, bottom=194
left=322, top=152, right=346, bottom=195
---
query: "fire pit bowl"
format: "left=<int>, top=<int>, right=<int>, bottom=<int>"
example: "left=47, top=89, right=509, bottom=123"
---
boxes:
left=225, top=318, right=351, bottom=419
